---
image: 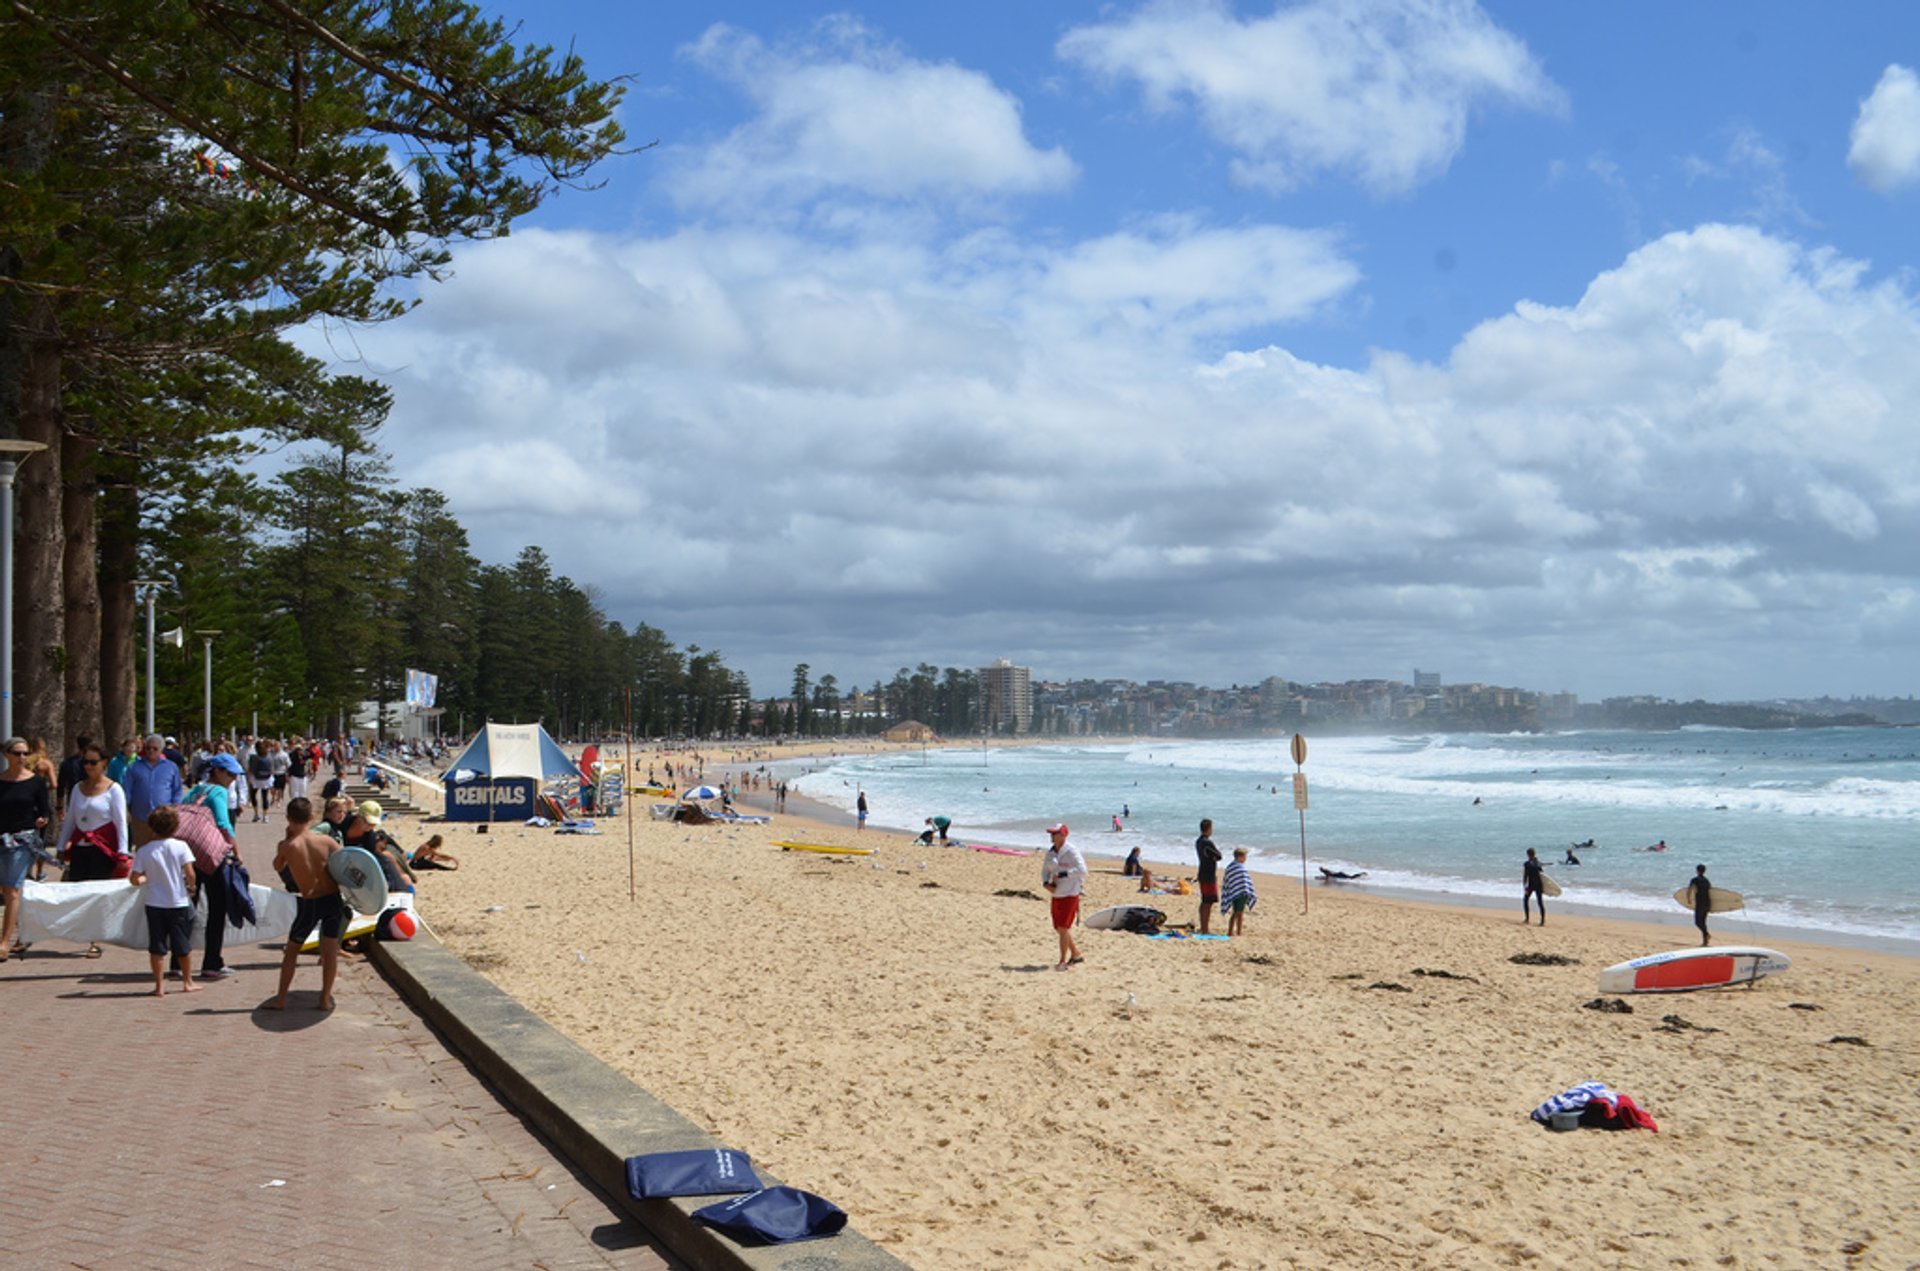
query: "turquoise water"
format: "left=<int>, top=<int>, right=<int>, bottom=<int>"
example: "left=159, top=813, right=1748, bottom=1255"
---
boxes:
left=784, top=728, right=1920, bottom=947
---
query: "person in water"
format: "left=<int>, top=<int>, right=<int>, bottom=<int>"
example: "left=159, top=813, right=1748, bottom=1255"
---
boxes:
left=1564, top=844, right=1581, bottom=866
left=1687, top=864, right=1713, bottom=946
left=1522, top=848, right=1547, bottom=926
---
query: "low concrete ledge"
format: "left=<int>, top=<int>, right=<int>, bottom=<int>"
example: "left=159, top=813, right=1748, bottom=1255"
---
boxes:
left=373, top=932, right=915, bottom=1271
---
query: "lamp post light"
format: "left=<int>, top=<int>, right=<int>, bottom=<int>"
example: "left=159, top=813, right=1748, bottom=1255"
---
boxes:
left=134, top=578, right=162, bottom=736
left=0, top=439, right=50, bottom=741
left=198, top=630, right=223, bottom=742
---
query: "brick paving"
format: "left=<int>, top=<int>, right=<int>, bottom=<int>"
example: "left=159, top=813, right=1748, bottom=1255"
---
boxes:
left=0, top=811, right=677, bottom=1271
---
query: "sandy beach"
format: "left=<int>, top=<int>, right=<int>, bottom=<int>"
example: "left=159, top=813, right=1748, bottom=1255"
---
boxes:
left=407, top=742, right=1919, bottom=1269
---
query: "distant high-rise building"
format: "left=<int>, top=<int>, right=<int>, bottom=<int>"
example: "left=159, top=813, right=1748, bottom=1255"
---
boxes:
left=981, top=658, right=1033, bottom=734
left=1414, top=669, right=1442, bottom=692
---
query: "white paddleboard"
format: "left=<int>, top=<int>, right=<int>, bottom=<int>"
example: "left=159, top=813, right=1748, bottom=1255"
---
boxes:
left=1596, top=946, right=1790, bottom=994
left=1673, top=885, right=1744, bottom=914
left=1084, top=904, right=1164, bottom=931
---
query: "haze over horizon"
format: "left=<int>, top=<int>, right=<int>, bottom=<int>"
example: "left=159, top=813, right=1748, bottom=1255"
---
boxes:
left=300, top=2, right=1920, bottom=703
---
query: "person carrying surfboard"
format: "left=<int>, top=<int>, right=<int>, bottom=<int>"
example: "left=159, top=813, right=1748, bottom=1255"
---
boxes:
left=1522, top=848, right=1547, bottom=926
left=268, top=796, right=345, bottom=1012
left=1688, top=865, right=1713, bottom=947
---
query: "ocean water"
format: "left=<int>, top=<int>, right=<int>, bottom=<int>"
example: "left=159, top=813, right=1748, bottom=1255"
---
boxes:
left=783, top=728, right=1920, bottom=949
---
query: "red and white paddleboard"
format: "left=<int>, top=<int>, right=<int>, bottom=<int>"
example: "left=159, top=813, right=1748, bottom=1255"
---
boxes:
left=1596, top=946, right=1791, bottom=994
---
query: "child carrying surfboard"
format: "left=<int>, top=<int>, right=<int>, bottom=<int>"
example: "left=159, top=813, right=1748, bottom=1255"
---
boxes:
left=268, top=797, right=345, bottom=1013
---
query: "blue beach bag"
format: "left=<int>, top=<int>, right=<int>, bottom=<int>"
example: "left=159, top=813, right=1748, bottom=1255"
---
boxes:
left=624, top=1148, right=761, bottom=1200
left=692, top=1186, right=848, bottom=1244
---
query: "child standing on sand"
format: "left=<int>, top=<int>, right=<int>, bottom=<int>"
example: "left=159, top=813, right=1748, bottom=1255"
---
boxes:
left=128, top=806, right=197, bottom=996
left=1220, top=847, right=1257, bottom=937
left=269, top=797, right=344, bottom=1012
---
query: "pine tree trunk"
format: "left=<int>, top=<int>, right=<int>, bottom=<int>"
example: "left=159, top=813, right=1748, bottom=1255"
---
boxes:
left=63, top=434, right=102, bottom=744
left=16, top=310, right=65, bottom=744
left=99, top=479, right=139, bottom=745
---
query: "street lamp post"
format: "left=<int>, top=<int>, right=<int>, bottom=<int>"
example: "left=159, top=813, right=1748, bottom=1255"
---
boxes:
left=134, top=578, right=162, bottom=736
left=198, top=630, right=223, bottom=742
left=0, top=439, right=50, bottom=741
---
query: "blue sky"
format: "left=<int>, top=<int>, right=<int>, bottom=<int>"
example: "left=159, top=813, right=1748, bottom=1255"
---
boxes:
left=314, top=1, right=1920, bottom=702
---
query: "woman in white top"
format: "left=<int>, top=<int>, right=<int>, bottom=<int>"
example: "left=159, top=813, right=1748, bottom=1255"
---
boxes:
left=58, top=742, right=132, bottom=956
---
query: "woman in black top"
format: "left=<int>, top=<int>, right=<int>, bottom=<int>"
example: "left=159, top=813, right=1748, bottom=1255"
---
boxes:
left=0, top=736, right=54, bottom=960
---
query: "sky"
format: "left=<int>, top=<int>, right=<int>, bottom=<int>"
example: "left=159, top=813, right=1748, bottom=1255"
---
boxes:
left=303, top=1, right=1920, bottom=703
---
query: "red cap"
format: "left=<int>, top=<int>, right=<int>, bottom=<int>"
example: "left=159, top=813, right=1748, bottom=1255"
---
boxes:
left=1047, top=823, right=1069, bottom=836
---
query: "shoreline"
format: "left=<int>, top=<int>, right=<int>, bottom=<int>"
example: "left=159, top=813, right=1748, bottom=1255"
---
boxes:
left=739, top=745, right=1920, bottom=961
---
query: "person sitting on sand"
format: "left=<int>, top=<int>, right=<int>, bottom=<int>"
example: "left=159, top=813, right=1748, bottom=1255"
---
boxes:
left=1122, top=846, right=1142, bottom=877
left=411, top=834, right=460, bottom=870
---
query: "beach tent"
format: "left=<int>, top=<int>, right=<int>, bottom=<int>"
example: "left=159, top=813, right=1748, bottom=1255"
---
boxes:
left=441, top=723, right=578, bottom=822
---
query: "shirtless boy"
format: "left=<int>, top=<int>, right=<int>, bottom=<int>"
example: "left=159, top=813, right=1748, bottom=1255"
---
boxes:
left=269, top=797, right=343, bottom=1011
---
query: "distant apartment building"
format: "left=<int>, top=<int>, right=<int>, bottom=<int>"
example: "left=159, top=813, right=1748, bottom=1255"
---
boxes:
left=981, top=658, right=1034, bottom=734
left=1414, top=669, right=1442, bottom=692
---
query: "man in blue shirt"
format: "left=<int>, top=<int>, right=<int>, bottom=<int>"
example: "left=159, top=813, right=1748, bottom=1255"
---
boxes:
left=124, top=734, right=184, bottom=847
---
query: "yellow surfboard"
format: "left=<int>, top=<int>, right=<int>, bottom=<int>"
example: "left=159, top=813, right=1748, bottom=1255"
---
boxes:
left=772, top=840, right=875, bottom=857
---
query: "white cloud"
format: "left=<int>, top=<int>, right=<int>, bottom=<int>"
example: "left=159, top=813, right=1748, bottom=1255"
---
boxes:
left=670, top=19, right=1075, bottom=209
left=320, top=212, right=1920, bottom=698
left=1848, top=64, right=1920, bottom=192
left=1057, top=0, right=1563, bottom=195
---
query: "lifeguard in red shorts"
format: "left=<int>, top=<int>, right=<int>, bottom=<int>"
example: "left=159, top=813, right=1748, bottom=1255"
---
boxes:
left=1041, top=823, right=1087, bottom=971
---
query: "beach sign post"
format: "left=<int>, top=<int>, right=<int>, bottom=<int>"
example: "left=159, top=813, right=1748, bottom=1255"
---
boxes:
left=1291, top=733, right=1310, bottom=913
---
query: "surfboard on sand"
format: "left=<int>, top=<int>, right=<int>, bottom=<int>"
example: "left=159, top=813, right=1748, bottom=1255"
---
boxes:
left=966, top=843, right=1032, bottom=857
left=1673, top=885, right=1745, bottom=913
left=1083, top=904, right=1165, bottom=932
left=328, top=846, right=389, bottom=916
left=772, top=840, right=874, bottom=857
left=1540, top=874, right=1563, bottom=897
left=1596, top=945, right=1790, bottom=994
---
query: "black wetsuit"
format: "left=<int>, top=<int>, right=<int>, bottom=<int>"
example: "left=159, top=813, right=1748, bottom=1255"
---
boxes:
left=1690, top=873, right=1712, bottom=943
left=1522, top=855, right=1546, bottom=923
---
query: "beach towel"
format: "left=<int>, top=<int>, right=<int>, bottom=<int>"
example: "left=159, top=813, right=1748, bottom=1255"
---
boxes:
left=692, top=1186, right=846, bottom=1244
left=1530, top=1081, right=1659, bottom=1132
left=1221, top=860, right=1257, bottom=911
left=625, top=1148, right=761, bottom=1200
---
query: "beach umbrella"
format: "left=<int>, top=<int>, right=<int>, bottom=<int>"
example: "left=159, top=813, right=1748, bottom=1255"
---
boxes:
left=681, top=785, right=722, bottom=802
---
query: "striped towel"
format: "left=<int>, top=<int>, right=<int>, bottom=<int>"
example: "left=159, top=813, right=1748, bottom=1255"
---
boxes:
left=1220, top=860, right=1257, bottom=910
left=1531, top=1081, right=1615, bottom=1124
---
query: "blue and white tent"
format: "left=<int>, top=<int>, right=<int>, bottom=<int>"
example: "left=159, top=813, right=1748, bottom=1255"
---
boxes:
left=441, top=723, right=577, bottom=822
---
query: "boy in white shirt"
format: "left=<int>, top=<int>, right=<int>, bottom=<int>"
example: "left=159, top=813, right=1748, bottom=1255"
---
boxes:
left=128, top=805, right=198, bottom=996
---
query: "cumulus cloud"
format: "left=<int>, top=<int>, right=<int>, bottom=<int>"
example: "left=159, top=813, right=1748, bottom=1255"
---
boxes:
left=1057, top=0, right=1563, bottom=195
left=1849, top=64, right=1920, bottom=192
left=669, top=18, right=1075, bottom=209
left=325, top=215, right=1920, bottom=698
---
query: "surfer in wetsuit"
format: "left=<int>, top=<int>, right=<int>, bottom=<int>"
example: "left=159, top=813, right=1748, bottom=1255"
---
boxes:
left=1522, top=848, right=1546, bottom=926
left=1688, top=865, right=1712, bottom=946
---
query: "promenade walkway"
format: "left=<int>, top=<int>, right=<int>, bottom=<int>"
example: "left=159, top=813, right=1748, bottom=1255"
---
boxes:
left=0, top=814, right=676, bottom=1270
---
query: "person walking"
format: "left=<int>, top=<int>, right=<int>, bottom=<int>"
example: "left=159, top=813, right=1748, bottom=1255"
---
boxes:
left=1040, top=823, right=1086, bottom=971
left=0, top=738, right=53, bottom=961
left=1522, top=847, right=1547, bottom=926
left=58, top=743, right=133, bottom=957
left=181, top=754, right=242, bottom=980
left=1687, top=864, right=1713, bottom=947
left=1194, top=818, right=1222, bottom=934
left=124, top=735, right=184, bottom=848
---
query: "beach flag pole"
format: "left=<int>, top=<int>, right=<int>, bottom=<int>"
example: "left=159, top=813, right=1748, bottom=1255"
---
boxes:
left=625, top=687, right=637, bottom=903
left=1291, top=733, right=1310, bottom=913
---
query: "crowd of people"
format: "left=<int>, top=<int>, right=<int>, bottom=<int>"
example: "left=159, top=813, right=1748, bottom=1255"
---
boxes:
left=0, top=729, right=456, bottom=1008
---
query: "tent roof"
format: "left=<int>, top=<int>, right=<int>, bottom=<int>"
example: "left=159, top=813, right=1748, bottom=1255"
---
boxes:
left=443, top=723, right=577, bottom=781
